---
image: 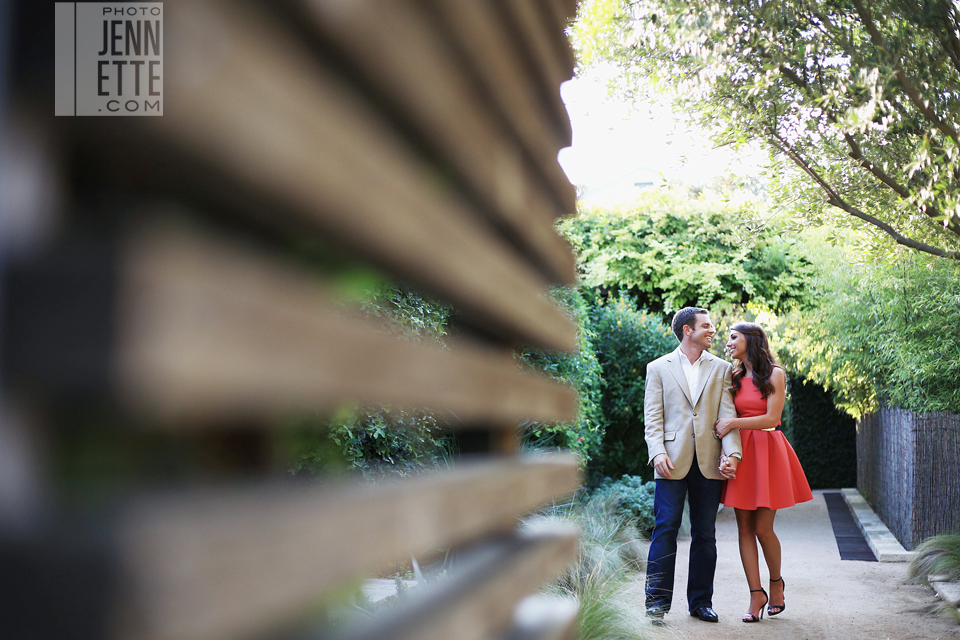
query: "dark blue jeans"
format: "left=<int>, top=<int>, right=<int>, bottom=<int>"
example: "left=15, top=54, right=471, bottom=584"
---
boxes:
left=645, top=453, right=723, bottom=613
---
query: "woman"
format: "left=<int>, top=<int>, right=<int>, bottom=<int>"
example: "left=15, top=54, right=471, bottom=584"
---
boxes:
left=715, top=322, right=813, bottom=623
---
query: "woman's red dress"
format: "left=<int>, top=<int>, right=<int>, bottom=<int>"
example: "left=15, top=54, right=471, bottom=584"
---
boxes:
left=720, top=377, right=813, bottom=510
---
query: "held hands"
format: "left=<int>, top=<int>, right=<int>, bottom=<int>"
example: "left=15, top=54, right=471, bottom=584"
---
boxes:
left=719, top=454, right=738, bottom=479
left=653, top=453, right=674, bottom=479
left=714, top=418, right=736, bottom=439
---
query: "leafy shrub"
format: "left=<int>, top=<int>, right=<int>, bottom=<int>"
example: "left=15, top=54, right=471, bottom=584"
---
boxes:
left=591, top=474, right=657, bottom=536
left=560, top=189, right=816, bottom=316
left=290, top=284, right=453, bottom=477
left=358, top=284, right=450, bottom=343
left=290, top=407, right=453, bottom=479
left=519, top=287, right=606, bottom=466
left=778, top=253, right=960, bottom=417
left=589, top=295, right=676, bottom=481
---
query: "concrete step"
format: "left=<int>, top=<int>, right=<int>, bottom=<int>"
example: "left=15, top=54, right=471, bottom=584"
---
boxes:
left=930, top=579, right=960, bottom=607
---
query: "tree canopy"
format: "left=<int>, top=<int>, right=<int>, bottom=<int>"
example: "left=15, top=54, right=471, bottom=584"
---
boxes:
left=560, top=189, right=816, bottom=315
left=575, top=0, right=960, bottom=260
left=774, top=246, right=960, bottom=417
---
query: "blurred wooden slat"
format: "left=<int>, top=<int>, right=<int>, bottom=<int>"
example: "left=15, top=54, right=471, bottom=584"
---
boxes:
left=497, top=595, right=579, bottom=640
left=290, top=0, right=577, bottom=229
left=114, top=456, right=581, bottom=640
left=333, top=526, right=578, bottom=640
left=425, top=0, right=575, bottom=205
left=152, top=0, right=576, bottom=351
left=491, top=0, right=574, bottom=145
left=113, top=222, right=576, bottom=426
left=499, top=0, right=575, bottom=86
left=3, top=0, right=589, bottom=638
left=533, top=0, right=577, bottom=78
left=543, top=0, right=578, bottom=23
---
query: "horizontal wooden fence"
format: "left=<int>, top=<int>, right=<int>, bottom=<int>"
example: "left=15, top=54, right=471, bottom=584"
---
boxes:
left=858, top=407, right=960, bottom=549
left=0, top=1, right=584, bottom=638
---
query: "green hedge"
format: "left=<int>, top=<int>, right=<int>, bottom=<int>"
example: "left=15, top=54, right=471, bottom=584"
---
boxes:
left=291, top=284, right=454, bottom=478
left=559, top=190, right=816, bottom=316
left=786, top=377, right=857, bottom=489
left=290, top=407, right=454, bottom=478
left=588, top=295, right=676, bottom=482
left=520, top=287, right=606, bottom=466
left=778, top=253, right=960, bottom=418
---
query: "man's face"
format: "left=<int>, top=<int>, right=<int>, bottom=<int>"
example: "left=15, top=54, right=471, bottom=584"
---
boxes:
left=687, top=313, right=715, bottom=351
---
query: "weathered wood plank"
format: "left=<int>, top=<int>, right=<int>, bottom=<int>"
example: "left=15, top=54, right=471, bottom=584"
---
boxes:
left=500, top=0, right=574, bottom=86
left=497, top=595, right=579, bottom=640
left=152, top=0, right=576, bottom=351
left=491, top=0, right=574, bottom=143
left=114, top=222, right=577, bottom=426
left=425, top=0, right=575, bottom=208
left=553, top=0, right=579, bottom=22
left=114, top=456, right=581, bottom=640
left=538, top=0, right=578, bottom=23
left=533, top=0, right=577, bottom=79
left=331, top=525, right=578, bottom=640
left=288, top=0, right=577, bottom=262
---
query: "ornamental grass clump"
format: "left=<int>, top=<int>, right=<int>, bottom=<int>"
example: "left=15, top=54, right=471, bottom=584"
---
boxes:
left=526, top=493, right=663, bottom=640
left=573, top=570, right=654, bottom=640
left=908, top=533, right=960, bottom=623
left=908, top=533, right=960, bottom=584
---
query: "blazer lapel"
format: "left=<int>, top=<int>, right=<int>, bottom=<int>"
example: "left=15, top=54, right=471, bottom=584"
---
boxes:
left=667, top=352, right=693, bottom=406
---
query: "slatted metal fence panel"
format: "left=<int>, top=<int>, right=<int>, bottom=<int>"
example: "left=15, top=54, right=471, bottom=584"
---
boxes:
left=858, top=407, right=960, bottom=549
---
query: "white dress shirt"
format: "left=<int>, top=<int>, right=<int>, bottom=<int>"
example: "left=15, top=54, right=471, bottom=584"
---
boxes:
left=677, top=346, right=706, bottom=400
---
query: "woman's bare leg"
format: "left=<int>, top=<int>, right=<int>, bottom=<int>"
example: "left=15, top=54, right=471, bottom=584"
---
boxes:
left=735, top=508, right=767, bottom=619
left=754, top=508, right=784, bottom=608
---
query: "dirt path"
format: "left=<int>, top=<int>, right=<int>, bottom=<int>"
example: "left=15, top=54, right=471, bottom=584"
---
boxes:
left=630, top=490, right=960, bottom=640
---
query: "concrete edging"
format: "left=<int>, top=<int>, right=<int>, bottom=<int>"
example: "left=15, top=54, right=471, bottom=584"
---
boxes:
left=929, top=574, right=960, bottom=607
left=840, top=488, right=915, bottom=563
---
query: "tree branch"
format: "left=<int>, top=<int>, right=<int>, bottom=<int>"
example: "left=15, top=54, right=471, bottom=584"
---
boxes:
left=842, top=133, right=960, bottom=237
left=773, top=55, right=960, bottom=239
left=934, top=1, right=960, bottom=77
left=767, top=130, right=960, bottom=260
left=851, top=0, right=960, bottom=145
left=777, top=63, right=808, bottom=90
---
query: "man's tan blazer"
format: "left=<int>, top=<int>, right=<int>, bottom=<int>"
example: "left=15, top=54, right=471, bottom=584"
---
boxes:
left=644, top=348, right=742, bottom=481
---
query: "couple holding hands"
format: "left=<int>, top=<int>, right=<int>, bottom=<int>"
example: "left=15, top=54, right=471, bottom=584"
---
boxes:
left=643, top=307, right=813, bottom=625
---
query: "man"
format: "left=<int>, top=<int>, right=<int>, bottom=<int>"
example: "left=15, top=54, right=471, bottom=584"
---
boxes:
left=643, top=307, right=742, bottom=624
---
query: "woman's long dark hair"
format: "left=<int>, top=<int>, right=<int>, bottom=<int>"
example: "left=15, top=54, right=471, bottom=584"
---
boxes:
left=730, top=322, right=781, bottom=399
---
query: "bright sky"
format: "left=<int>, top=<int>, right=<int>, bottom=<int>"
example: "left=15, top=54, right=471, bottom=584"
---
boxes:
left=558, top=63, right=766, bottom=203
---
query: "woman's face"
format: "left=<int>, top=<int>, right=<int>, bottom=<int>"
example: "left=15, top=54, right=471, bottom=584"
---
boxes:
left=726, top=330, right=747, bottom=361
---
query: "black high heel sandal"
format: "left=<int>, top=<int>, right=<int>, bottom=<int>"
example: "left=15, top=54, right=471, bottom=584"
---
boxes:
left=743, top=588, right=768, bottom=623
left=768, top=577, right=786, bottom=616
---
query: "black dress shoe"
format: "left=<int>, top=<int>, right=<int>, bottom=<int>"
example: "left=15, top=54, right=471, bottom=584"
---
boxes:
left=690, top=606, right=719, bottom=622
left=645, top=606, right=666, bottom=626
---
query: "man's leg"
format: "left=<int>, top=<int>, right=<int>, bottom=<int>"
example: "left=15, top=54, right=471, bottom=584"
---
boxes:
left=685, top=457, right=723, bottom=612
left=645, top=477, right=686, bottom=613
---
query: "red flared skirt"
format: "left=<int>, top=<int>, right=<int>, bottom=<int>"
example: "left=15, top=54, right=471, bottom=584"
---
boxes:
left=721, top=429, right=813, bottom=510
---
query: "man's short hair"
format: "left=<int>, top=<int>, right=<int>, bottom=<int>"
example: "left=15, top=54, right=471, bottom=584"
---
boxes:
left=672, top=307, right=708, bottom=342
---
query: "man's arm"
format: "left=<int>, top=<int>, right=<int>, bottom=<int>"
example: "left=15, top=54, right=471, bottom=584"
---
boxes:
left=718, top=364, right=743, bottom=460
left=644, top=363, right=673, bottom=478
